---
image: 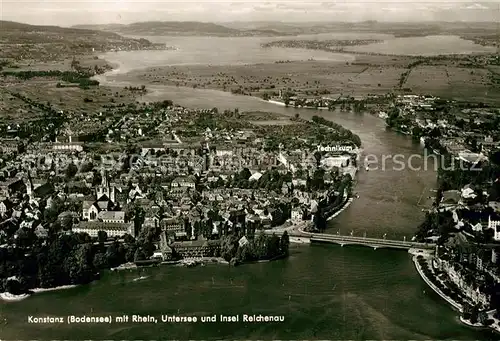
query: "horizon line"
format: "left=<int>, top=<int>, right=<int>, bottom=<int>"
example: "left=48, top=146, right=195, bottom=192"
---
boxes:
left=4, top=19, right=500, bottom=28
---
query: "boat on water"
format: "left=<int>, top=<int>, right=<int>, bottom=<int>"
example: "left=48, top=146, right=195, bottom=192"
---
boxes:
left=132, top=267, right=149, bottom=281
left=132, top=276, right=149, bottom=282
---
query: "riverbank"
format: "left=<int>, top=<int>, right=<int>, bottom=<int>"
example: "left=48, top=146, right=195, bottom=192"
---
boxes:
left=264, top=99, right=286, bottom=106
left=237, top=253, right=287, bottom=266
left=327, top=197, right=354, bottom=221
left=175, top=253, right=287, bottom=268
left=262, top=98, right=330, bottom=110
left=178, top=257, right=229, bottom=266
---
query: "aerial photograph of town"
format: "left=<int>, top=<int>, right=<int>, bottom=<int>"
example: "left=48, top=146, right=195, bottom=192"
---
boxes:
left=0, top=0, right=500, bottom=340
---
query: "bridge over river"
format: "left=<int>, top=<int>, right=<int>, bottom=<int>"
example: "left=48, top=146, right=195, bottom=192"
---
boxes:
left=265, top=224, right=435, bottom=250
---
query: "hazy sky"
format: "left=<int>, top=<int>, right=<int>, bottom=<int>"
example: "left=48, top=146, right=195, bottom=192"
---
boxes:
left=1, top=0, right=500, bottom=26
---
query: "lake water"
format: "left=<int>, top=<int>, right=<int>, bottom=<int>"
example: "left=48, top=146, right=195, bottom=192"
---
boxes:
left=101, top=33, right=495, bottom=74
left=1, top=34, right=495, bottom=340
left=1, top=246, right=496, bottom=340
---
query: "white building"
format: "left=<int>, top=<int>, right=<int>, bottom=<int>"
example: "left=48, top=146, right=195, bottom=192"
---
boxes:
left=52, top=141, right=83, bottom=152
left=321, top=156, right=350, bottom=168
left=471, top=222, right=483, bottom=232
left=171, top=176, right=196, bottom=188
left=461, top=186, right=476, bottom=199
left=489, top=215, right=500, bottom=241
left=457, top=151, right=487, bottom=165
left=72, top=222, right=134, bottom=238
left=249, top=172, right=262, bottom=182
left=98, top=211, right=125, bottom=224
left=291, top=207, right=303, bottom=222
left=216, top=149, right=233, bottom=157
left=292, top=178, right=307, bottom=187
left=489, top=201, right=500, bottom=213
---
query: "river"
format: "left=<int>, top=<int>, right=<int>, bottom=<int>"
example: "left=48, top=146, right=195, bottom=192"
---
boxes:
left=1, top=35, right=495, bottom=340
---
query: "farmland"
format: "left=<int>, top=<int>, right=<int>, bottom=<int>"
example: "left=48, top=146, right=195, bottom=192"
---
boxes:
left=112, top=53, right=500, bottom=103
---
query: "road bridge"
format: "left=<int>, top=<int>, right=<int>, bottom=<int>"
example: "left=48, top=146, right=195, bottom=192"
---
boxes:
left=308, top=233, right=435, bottom=250
left=264, top=226, right=435, bottom=250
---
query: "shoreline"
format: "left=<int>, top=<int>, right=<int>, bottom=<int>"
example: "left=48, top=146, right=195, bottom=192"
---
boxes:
left=237, top=253, right=287, bottom=266
left=0, top=292, right=30, bottom=302
left=30, top=285, right=79, bottom=293
left=327, top=197, right=354, bottom=221
left=262, top=98, right=331, bottom=110
left=459, top=316, right=487, bottom=329
left=177, top=257, right=229, bottom=266
left=0, top=284, right=79, bottom=302
left=296, top=194, right=354, bottom=234
left=264, top=99, right=286, bottom=107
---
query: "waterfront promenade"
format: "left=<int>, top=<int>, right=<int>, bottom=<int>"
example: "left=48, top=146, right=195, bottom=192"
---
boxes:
left=413, top=254, right=500, bottom=334
left=412, top=255, right=463, bottom=312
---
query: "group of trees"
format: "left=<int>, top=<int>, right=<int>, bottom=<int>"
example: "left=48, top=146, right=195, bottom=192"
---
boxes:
left=436, top=153, right=500, bottom=192
left=385, top=106, right=412, bottom=133
left=0, top=180, right=159, bottom=295
left=220, top=168, right=292, bottom=192
left=396, top=60, right=425, bottom=88
left=462, top=303, right=492, bottom=326
left=189, top=108, right=250, bottom=131
left=2, top=70, right=99, bottom=89
left=415, top=211, right=456, bottom=243
left=0, top=231, right=141, bottom=294
left=124, top=85, right=146, bottom=92
left=311, top=115, right=362, bottom=147
left=0, top=93, right=68, bottom=141
left=219, top=231, right=290, bottom=263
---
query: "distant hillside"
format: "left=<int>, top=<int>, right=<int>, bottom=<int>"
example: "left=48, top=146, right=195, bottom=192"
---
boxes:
left=0, top=21, right=168, bottom=61
left=225, top=21, right=500, bottom=38
left=0, top=20, right=128, bottom=40
left=72, top=21, right=284, bottom=37
left=71, top=20, right=499, bottom=40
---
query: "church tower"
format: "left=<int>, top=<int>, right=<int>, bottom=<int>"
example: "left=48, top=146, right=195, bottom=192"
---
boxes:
left=25, top=168, right=33, bottom=197
left=110, top=185, right=115, bottom=203
left=96, top=168, right=110, bottom=200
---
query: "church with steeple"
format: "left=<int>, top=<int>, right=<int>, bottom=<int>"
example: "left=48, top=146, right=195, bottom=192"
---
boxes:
left=81, top=168, right=123, bottom=223
left=96, top=168, right=116, bottom=203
